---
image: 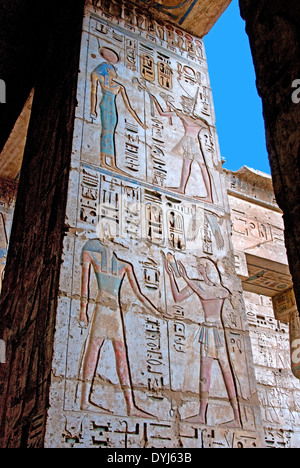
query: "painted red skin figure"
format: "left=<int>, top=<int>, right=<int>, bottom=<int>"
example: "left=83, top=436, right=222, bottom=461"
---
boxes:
left=79, top=239, right=161, bottom=418
left=163, top=253, right=242, bottom=428
left=151, top=94, right=213, bottom=203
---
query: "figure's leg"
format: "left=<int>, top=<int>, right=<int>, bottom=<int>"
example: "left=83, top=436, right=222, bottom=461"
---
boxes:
left=184, top=356, right=213, bottom=423
left=194, top=162, right=213, bottom=203
left=218, top=357, right=242, bottom=428
left=167, top=159, right=192, bottom=194
left=100, top=151, right=130, bottom=176
left=113, top=341, right=154, bottom=419
left=81, top=337, right=113, bottom=413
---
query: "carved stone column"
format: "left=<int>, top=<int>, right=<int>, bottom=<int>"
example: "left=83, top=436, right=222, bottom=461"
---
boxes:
left=0, top=0, right=85, bottom=449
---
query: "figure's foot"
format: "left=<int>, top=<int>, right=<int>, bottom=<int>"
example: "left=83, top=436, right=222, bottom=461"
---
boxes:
left=219, top=419, right=242, bottom=429
left=166, top=186, right=185, bottom=195
left=81, top=400, right=114, bottom=415
left=128, top=406, right=155, bottom=419
left=183, top=413, right=206, bottom=424
left=101, top=162, right=129, bottom=176
left=193, top=196, right=213, bottom=203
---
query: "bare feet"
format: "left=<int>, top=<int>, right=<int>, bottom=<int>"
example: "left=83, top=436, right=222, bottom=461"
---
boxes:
left=193, top=196, right=213, bottom=203
left=101, top=163, right=129, bottom=176
left=128, top=406, right=155, bottom=419
left=183, top=413, right=206, bottom=424
left=81, top=400, right=114, bottom=414
left=166, top=186, right=185, bottom=195
left=219, top=419, right=242, bottom=429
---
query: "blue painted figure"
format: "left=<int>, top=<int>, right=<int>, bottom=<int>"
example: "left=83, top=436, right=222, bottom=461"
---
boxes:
left=79, top=238, right=161, bottom=416
left=91, top=47, right=147, bottom=174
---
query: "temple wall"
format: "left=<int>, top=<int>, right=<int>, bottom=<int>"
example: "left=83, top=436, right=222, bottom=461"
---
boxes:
left=43, top=0, right=263, bottom=448
left=226, top=167, right=300, bottom=448
left=244, top=291, right=300, bottom=448
left=2, top=0, right=299, bottom=450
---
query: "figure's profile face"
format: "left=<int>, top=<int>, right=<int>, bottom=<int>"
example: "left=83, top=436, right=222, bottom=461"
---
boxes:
left=108, top=68, right=118, bottom=80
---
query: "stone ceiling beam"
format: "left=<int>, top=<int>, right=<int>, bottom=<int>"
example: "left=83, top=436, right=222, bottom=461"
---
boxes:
left=107, top=0, right=232, bottom=37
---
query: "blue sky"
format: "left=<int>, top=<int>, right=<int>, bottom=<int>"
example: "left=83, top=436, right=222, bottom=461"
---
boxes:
left=204, top=0, right=271, bottom=174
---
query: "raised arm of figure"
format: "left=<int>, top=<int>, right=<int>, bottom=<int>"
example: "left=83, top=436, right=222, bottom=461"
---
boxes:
left=163, top=257, right=192, bottom=303
left=151, top=95, right=174, bottom=118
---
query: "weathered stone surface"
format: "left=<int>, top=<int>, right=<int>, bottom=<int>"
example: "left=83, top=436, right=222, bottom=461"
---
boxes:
left=225, top=167, right=292, bottom=297
left=42, top=0, right=263, bottom=448
left=227, top=167, right=300, bottom=447
left=0, top=0, right=85, bottom=449
left=238, top=0, right=300, bottom=313
left=94, top=0, right=232, bottom=38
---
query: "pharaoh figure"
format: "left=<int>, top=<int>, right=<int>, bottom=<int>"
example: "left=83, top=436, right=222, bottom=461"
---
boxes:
left=163, top=253, right=242, bottom=428
left=150, top=91, right=213, bottom=203
left=91, top=47, right=147, bottom=174
left=79, top=238, right=161, bottom=417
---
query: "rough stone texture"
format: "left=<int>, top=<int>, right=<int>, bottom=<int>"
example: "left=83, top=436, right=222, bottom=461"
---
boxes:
left=226, top=167, right=300, bottom=448
left=93, top=0, right=232, bottom=38
left=225, top=167, right=292, bottom=296
left=0, top=0, right=85, bottom=449
left=244, top=291, right=300, bottom=449
left=42, top=0, right=263, bottom=448
left=238, top=0, right=300, bottom=313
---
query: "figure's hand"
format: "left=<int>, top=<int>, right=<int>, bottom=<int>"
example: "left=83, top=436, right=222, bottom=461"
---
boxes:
left=197, top=264, right=206, bottom=277
left=177, top=261, right=188, bottom=279
left=148, top=305, right=162, bottom=317
left=163, top=257, right=174, bottom=277
left=91, top=110, right=97, bottom=119
left=79, top=305, right=89, bottom=329
left=140, top=122, right=148, bottom=131
left=152, top=307, right=171, bottom=321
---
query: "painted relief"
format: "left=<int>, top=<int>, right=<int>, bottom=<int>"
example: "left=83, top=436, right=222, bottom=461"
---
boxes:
left=163, top=254, right=241, bottom=428
left=82, top=0, right=224, bottom=205
left=91, top=47, right=147, bottom=174
left=79, top=238, right=162, bottom=417
left=45, top=0, right=263, bottom=448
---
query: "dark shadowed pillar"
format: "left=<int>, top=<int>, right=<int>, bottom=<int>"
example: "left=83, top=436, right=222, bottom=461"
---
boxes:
left=239, top=0, right=300, bottom=311
left=0, top=0, right=85, bottom=448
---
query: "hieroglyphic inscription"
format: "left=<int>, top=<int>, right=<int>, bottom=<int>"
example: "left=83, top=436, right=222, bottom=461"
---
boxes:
left=44, top=0, right=263, bottom=449
left=145, top=318, right=164, bottom=389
